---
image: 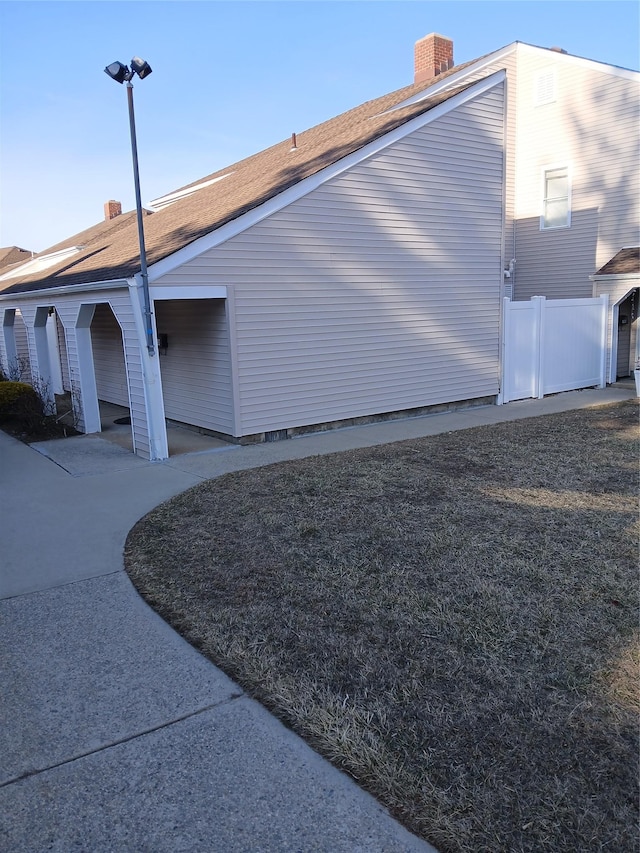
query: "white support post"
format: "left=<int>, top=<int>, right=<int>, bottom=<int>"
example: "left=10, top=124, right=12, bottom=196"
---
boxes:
left=33, top=307, right=56, bottom=414
left=1, top=309, right=17, bottom=378
left=533, top=296, right=545, bottom=399
left=128, top=278, right=168, bottom=461
left=20, top=305, right=56, bottom=414
left=598, top=294, right=608, bottom=389
left=70, top=305, right=102, bottom=433
left=46, top=312, right=64, bottom=394
left=497, top=296, right=510, bottom=405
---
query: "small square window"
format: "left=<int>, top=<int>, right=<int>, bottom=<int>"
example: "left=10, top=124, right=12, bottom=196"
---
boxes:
left=541, top=167, right=570, bottom=229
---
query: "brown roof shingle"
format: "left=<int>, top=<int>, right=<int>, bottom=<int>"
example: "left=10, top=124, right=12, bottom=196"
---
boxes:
left=594, top=247, right=640, bottom=276
left=0, top=246, right=32, bottom=271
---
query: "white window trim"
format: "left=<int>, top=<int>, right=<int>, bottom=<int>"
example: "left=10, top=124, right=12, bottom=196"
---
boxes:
left=540, top=163, right=572, bottom=230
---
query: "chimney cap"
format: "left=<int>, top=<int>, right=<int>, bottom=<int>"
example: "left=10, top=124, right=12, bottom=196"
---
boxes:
left=415, top=31, right=453, bottom=43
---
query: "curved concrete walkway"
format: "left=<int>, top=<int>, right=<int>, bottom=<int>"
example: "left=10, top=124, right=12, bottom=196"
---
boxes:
left=1, top=385, right=634, bottom=851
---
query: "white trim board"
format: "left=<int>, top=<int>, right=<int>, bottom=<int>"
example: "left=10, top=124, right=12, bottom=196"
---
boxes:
left=150, top=285, right=228, bottom=301
left=0, top=279, right=129, bottom=303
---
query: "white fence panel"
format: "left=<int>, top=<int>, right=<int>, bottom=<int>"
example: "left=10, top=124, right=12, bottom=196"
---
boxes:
left=501, top=299, right=539, bottom=402
left=541, top=298, right=608, bottom=395
left=502, top=295, right=607, bottom=403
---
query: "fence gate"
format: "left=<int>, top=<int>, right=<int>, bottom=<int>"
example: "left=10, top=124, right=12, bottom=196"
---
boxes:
left=501, top=295, right=608, bottom=403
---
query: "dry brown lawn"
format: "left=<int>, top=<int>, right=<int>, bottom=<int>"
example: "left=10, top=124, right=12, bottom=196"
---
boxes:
left=125, top=400, right=639, bottom=853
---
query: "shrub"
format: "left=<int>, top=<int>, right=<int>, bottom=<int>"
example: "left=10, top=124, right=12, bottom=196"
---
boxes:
left=0, top=381, right=45, bottom=432
left=0, top=381, right=37, bottom=411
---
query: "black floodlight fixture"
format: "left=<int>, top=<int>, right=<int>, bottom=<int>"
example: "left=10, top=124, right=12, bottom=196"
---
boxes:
left=130, top=56, right=152, bottom=79
left=103, top=54, right=155, bottom=355
left=104, top=61, right=129, bottom=84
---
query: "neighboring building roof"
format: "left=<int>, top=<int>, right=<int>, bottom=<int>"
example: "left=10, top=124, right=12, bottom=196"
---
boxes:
left=0, top=246, right=32, bottom=270
left=594, top=247, right=640, bottom=276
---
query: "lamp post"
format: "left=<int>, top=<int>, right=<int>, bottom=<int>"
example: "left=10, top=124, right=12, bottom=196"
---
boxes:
left=104, top=57, right=155, bottom=356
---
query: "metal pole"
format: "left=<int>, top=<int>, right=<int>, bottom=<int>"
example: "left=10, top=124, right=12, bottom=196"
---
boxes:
left=126, top=81, right=155, bottom=356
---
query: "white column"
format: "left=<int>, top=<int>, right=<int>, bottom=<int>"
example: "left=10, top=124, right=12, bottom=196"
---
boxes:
left=125, top=279, right=168, bottom=460
left=56, top=302, right=101, bottom=434
left=1, top=308, right=18, bottom=379
left=46, top=312, right=64, bottom=394
left=19, top=304, right=56, bottom=414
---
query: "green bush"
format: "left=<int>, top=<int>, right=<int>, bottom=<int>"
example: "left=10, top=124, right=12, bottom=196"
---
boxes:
left=0, top=381, right=36, bottom=410
left=0, top=381, right=44, bottom=431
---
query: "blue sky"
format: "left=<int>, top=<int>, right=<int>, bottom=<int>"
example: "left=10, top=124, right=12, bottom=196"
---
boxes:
left=1, top=0, right=638, bottom=252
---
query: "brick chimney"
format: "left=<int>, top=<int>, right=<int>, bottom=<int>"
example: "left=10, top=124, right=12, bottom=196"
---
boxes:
left=104, top=200, right=122, bottom=221
left=414, top=33, right=454, bottom=85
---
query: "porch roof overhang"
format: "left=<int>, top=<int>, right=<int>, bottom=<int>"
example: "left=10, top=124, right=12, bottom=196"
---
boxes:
left=0, top=278, right=130, bottom=305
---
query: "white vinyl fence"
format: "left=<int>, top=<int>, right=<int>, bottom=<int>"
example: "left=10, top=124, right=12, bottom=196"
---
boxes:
left=501, top=295, right=608, bottom=403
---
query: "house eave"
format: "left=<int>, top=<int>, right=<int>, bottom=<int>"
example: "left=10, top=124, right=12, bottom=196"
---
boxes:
left=589, top=273, right=640, bottom=281
left=0, top=278, right=130, bottom=303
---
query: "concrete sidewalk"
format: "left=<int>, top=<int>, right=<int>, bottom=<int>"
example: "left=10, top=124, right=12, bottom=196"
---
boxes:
left=1, top=385, right=635, bottom=851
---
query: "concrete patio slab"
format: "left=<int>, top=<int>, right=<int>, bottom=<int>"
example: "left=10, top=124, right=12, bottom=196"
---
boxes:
left=31, top=433, right=150, bottom=476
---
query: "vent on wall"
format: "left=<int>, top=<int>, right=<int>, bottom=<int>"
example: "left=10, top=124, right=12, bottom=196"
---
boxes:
left=534, top=69, right=556, bottom=106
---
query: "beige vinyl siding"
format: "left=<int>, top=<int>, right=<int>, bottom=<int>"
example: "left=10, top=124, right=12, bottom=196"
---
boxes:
left=13, top=310, right=30, bottom=378
left=513, top=48, right=639, bottom=300
left=91, top=302, right=129, bottom=407
left=156, top=83, right=505, bottom=436
left=154, top=299, right=233, bottom=433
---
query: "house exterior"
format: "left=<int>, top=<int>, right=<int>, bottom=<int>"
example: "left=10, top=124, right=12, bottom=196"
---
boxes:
left=0, top=34, right=638, bottom=460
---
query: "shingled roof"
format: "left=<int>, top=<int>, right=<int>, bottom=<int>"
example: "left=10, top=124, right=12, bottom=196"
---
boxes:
left=0, top=246, right=32, bottom=271
left=0, top=52, right=490, bottom=297
left=594, top=247, right=640, bottom=276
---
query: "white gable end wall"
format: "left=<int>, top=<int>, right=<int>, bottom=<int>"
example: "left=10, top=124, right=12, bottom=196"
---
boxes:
left=154, top=81, right=505, bottom=437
